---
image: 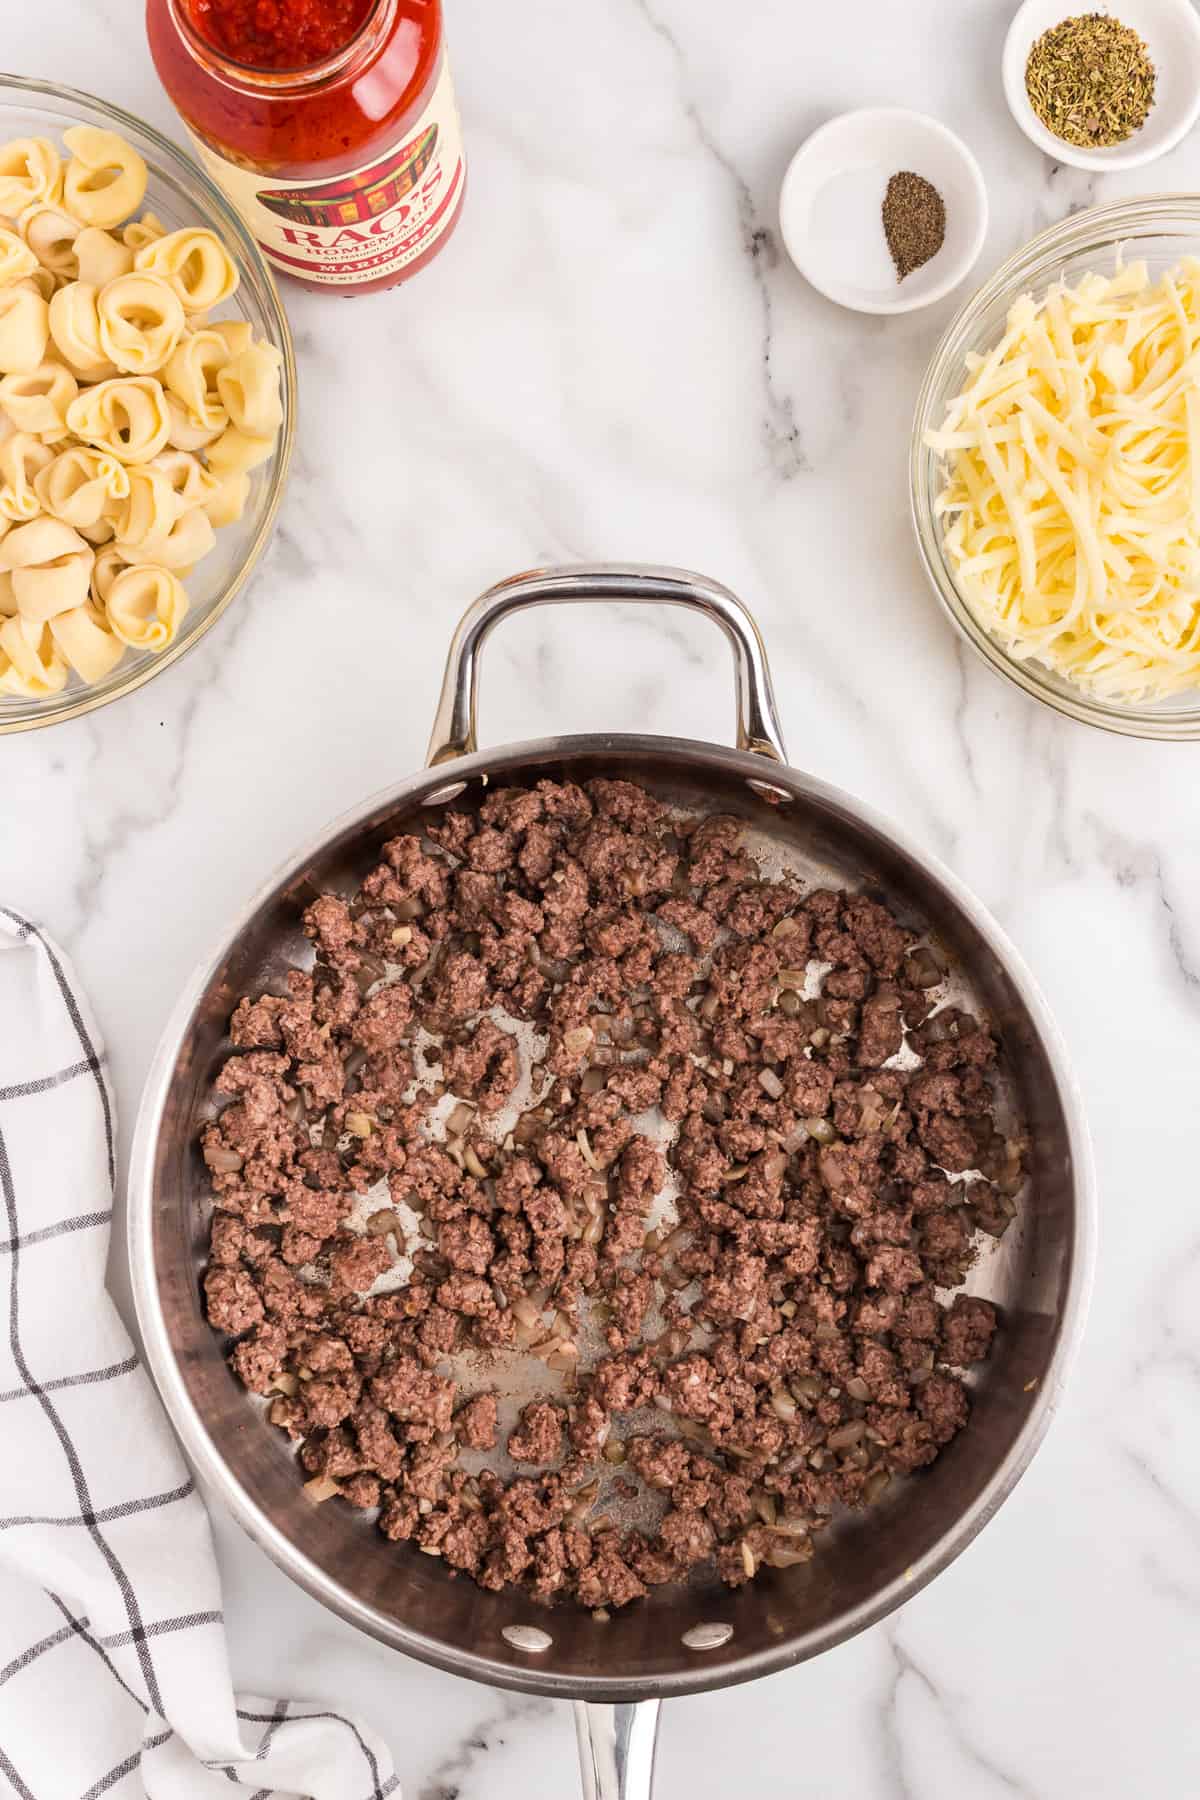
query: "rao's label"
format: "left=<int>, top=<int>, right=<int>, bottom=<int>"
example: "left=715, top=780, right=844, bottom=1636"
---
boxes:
left=187, top=59, right=464, bottom=286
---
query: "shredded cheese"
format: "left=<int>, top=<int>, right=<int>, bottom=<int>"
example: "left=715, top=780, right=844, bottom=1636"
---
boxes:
left=927, top=259, right=1200, bottom=702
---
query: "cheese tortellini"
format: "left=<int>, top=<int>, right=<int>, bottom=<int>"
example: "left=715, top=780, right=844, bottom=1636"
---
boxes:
left=136, top=228, right=238, bottom=314
left=164, top=392, right=222, bottom=452
left=49, top=283, right=115, bottom=379
left=0, top=284, right=49, bottom=374
left=106, top=564, right=187, bottom=651
left=204, top=471, right=250, bottom=529
left=106, top=465, right=179, bottom=549
left=91, top=543, right=126, bottom=606
left=0, top=140, right=62, bottom=218
left=152, top=448, right=221, bottom=511
left=206, top=425, right=276, bottom=479
left=0, top=612, right=67, bottom=697
left=63, top=127, right=147, bottom=231
left=49, top=599, right=123, bottom=682
left=17, top=203, right=80, bottom=280
left=35, top=445, right=128, bottom=527
left=163, top=327, right=229, bottom=431
left=67, top=376, right=171, bottom=464
left=0, top=362, right=78, bottom=438
left=97, top=273, right=185, bottom=375
left=0, top=228, right=40, bottom=288
left=12, top=539, right=95, bottom=624
left=0, top=434, right=54, bottom=521
left=217, top=343, right=283, bottom=439
left=0, top=122, right=283, bottom=705
left=123, top=211, right=166, bottom=253
left=74, top=225, right=135, bottom=289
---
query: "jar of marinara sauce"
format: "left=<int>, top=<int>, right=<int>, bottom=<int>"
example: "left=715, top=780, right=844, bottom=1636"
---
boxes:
left=146, top=0, right=465, bottom=294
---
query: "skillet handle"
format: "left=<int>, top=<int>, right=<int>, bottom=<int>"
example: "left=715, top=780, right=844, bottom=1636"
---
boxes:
left=424, top=563, right=788, bottom=767
left=574, top=1700, right=661, bottom=1800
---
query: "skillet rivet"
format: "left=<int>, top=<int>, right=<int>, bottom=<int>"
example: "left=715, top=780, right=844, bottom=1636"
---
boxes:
left=502, top=1625, right=553, bottom=1653
left=682, top=1623, right=733, bottom=1651
left=746, top=779, right=790, bottom=805
left=424, top=781, right=468, bottom=806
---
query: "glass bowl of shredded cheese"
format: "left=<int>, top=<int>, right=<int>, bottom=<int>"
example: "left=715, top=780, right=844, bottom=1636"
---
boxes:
left=911, top=196, right=1200, bottom=738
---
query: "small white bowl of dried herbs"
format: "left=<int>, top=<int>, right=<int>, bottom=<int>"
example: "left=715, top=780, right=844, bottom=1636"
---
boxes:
left=1003, top=0, right=1200, bottom=170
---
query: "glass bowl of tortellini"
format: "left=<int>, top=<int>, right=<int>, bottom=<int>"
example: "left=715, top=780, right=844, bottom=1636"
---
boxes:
left=0, top=77, right=295, bottom=731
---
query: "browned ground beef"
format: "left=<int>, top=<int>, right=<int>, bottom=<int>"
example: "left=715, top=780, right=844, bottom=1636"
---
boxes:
left=200, top=779, right=1013, bottom=1609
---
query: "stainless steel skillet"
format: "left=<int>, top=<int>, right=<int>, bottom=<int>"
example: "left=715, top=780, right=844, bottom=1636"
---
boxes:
left=129, top=564, right=1096, bottom=1800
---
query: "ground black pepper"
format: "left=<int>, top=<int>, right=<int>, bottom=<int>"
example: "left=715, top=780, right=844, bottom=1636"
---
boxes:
left=882, top=171, right=946, bottom=282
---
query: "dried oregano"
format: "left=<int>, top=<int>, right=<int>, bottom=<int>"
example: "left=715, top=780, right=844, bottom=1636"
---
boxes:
left=1025, top=12, right=1155, bottom=148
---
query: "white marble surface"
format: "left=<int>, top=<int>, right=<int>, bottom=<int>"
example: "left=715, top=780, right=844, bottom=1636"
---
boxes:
left=4, top=1, right=1200, bottom=1794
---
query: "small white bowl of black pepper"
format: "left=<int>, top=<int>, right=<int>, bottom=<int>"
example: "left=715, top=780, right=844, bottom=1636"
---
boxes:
left=778, top=108, right=988, bottom=315
left=1003, top=0, right=1200, bottom=170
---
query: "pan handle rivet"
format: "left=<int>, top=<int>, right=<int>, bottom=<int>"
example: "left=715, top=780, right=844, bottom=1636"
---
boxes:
left=746, top=778, right=791, bottom=805
left=502, top=1624, right=554, bottom=1653
left=423, top=781, right=468, bottom=806
left=681, top=1623, right=733, bottom=1650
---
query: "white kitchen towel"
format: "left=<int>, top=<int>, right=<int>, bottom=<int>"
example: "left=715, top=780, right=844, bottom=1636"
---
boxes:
left=0, top=908, right=398, bottom=1800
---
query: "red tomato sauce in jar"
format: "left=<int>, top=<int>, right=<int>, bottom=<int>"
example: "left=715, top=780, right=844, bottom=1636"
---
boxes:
left=146, top=0, right=465, bottom=293
left=184, top=0, right=376, bottom=70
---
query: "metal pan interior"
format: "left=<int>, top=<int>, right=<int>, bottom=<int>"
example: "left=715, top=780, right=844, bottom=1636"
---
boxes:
left=130, top=736, right=1091, bottom=1701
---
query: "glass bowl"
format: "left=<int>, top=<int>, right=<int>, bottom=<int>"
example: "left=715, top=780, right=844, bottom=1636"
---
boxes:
left=0, top=75, right=295, bottom=735
left=910, top=196, right=1200, bottom=741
